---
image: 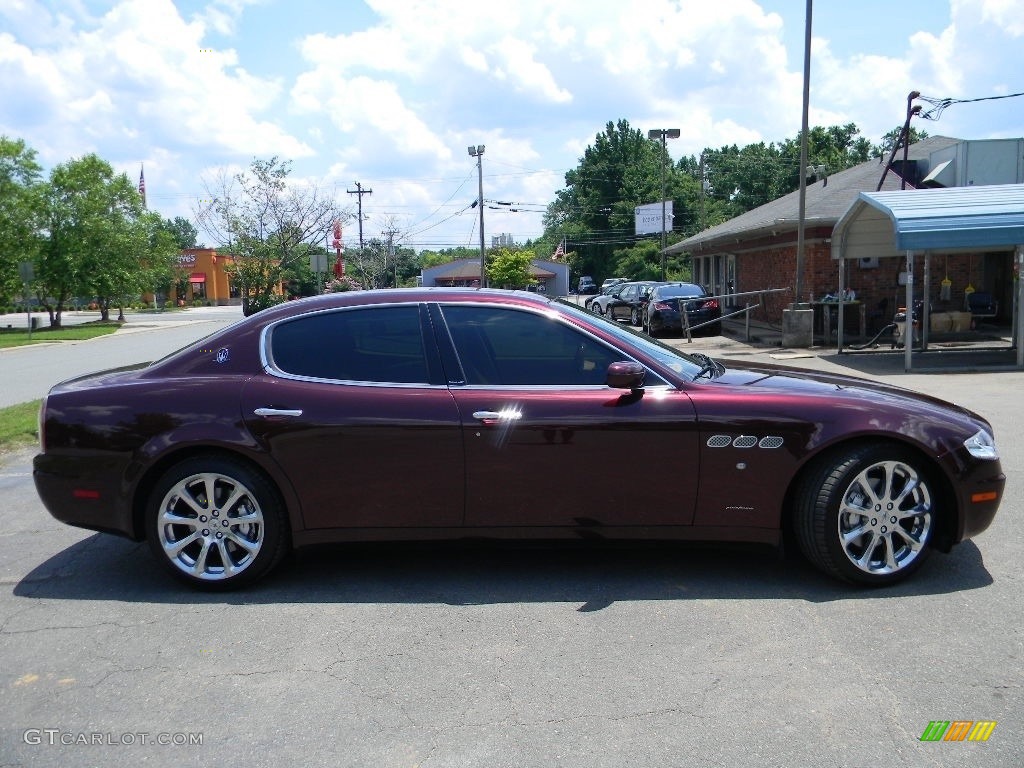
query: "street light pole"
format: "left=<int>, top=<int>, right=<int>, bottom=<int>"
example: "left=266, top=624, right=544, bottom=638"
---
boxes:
left=468, top=145, right=486, bottom=288
left=648, top=128, right=680, bottom=280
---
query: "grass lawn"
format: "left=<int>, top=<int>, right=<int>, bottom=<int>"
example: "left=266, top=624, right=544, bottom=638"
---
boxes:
left=0, top=400, right=40, bottom=451
left=0, top=320, right=122, bottom=349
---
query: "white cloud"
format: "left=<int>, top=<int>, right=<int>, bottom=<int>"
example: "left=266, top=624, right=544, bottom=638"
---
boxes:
left=490, top=37, right=571, bottom=104
left=4, top=0, right=1023, bottom=248
left=956, top=0, right=1024, bottom=36
left=0, top=0, right=311, bottom=163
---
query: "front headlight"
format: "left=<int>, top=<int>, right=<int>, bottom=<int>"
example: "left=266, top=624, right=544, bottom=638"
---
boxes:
left=964, top=430, right=998, bottom=460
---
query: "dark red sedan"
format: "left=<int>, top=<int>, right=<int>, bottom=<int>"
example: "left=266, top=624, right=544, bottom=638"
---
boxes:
left=33, top=289, right=1005, bottom=589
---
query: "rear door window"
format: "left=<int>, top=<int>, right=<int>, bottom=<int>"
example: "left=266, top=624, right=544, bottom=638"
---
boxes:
left=269, top=305, right=429, bottom=383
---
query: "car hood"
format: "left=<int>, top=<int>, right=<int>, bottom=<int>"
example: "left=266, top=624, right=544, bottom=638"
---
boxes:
left=706, top=360, right=989, bottom=425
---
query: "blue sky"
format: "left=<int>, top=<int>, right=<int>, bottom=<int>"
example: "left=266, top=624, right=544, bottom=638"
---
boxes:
left=2, top=0, right=1022, bottom=252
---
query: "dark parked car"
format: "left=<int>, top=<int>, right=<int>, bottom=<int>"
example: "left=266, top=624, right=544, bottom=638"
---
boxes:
left=643, top=283, right=722, bottom=336
left=34, top=289, right=1004, bottom=590
left=590, top=280, right=662, bottom=323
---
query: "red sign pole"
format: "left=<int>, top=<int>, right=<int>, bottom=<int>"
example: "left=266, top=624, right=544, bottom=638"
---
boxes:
left=332, top=221, right=344, bottom=278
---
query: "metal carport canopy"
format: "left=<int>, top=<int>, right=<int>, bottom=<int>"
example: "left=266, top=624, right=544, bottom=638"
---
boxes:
left=831, top=183, right=1024, bottom=371
left=833, top=183, right=1024, bottom=258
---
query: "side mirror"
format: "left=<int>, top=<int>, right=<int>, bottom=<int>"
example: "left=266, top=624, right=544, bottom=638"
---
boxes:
left=606, top=361, right=646, bottom=391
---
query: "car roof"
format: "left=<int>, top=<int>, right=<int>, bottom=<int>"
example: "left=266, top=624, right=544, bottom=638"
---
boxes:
left=250, top=288, right=554, bottom=322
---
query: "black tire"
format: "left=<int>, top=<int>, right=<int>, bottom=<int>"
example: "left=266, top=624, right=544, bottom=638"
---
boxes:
left=794, top=444, right=936, bottom=586
left=145, top=455, right=289, bottom=590
left=630, top=308, right=640, bottom=326
left=592, top=302, right=604, bottom=315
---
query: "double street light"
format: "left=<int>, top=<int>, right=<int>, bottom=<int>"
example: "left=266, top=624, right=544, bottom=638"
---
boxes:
left=648, top=128, right=680, bottom=280
left=468, top=144, right=486, bottom=288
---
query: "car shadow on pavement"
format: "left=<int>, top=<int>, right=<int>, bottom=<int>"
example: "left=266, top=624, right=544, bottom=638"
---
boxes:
left=14, top=535, right=993, bottom=608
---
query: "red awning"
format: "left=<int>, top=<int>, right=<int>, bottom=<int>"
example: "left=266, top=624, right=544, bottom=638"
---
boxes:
left=189, top=273, right=206, bottom=283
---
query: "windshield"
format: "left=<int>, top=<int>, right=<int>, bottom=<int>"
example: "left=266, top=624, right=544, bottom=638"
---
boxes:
left=554, top=298, right=705, bottom=378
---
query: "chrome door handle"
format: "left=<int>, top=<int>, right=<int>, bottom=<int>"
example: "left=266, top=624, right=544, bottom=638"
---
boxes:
left=254, top=407, right=303, bottom=418
left=472, top=409, right=522, bottom=424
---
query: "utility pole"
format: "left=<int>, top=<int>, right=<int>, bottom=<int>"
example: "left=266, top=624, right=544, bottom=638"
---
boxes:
left=347, top=181, right=372, bottom=255
left=383, top=228, right=399, bottom=288
left=648, top=129, right=680, bottom=280
left=468, top=145, right=486, bottom=287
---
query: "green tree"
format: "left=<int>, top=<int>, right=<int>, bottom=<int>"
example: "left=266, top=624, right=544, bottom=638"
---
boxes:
left=876, top=125, right=930, bottom=156
left=39, top=155, right=144, bottom=325
left=347, top=238, right=390, bottom=289
left=38, top=154, right=181, bottom=324
left=540, top=120, right=887, bottom=283
left=541, top=119, right=710, bottom=282
left=702, top=123, right=878, bottom=219
left=74, top=167, right=148, bottom=321
left=611, top=239, right=691, bottom=282
left=196, top=157, right=339, bottom=315
left=0, top=137, right=44, bottom=306
left=162, top=216, right=200, bottom=249
left=136, top=212, right=182, bottom=316
left=544, top=120, right=666, bottom=281
left=487, top=247, right=535, bottom=288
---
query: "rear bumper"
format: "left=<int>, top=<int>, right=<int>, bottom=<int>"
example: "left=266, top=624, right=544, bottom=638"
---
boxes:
left=33, top=452, right=139, bottom=540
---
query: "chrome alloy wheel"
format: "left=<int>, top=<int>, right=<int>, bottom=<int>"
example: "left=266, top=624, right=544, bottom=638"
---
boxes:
left=836, top=459, right=933, bottom=576
left=156, top=471, right=266, bottom=581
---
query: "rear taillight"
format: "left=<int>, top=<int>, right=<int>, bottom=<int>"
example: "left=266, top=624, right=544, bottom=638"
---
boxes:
left=701, top=299, right=720, bottom=310
left=652, top=301, right=672, bottom=311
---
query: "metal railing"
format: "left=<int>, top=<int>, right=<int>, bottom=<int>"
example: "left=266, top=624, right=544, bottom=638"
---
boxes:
left=679, top=287, right=791, bottom=343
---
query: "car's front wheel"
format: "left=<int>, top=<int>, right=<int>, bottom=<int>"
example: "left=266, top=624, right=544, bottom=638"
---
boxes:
left=145, top=455, right=289, bottom=589
left=794, top=444, right=936, bottom=585
left=630, top=308, right=640, bottom=326
left=592, top=302, right=604, bottom=315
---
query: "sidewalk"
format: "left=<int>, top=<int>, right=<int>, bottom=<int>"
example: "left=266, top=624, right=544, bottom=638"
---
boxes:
left=701, top=316, right=1022, bottom=375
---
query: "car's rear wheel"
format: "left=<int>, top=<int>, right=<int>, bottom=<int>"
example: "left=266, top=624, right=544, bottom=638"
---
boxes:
left=631, top=308, right=640, bottom=326
left=794, top=444, right=936, bottom=585
left=592, top=303, right=604, bottom=315
left=146, top=456, right=289, bottom=590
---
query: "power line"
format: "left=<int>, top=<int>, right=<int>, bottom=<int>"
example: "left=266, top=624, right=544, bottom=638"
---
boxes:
left=918, top=90, right=1024, bottom=121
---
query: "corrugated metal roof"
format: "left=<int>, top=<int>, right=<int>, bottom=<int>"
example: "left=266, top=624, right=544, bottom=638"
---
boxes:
left=836, top=183, right=1024, bottom=255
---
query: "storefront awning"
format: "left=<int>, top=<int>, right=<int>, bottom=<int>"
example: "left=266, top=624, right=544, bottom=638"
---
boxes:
left=832, top=183, right=1024, bottom=259
left=189, top=273, right=206, bottom=284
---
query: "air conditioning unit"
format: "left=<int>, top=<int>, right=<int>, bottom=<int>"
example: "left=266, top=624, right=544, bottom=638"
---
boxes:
left=859, top=257, right=879, bottom=269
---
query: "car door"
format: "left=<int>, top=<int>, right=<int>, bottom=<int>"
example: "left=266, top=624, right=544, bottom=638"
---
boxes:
left=436, top=303, right=700, bottom=528
left=608, top=284, right=635, bottom=321
left=241, top=303, right=464, bottom=530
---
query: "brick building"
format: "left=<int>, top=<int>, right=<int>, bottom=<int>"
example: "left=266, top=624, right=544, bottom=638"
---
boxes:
left=665, top=136, right=1022, bottom=335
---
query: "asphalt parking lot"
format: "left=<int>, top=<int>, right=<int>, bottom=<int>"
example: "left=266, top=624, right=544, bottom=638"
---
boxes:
left=1, top=305, right=1021, bottom=767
